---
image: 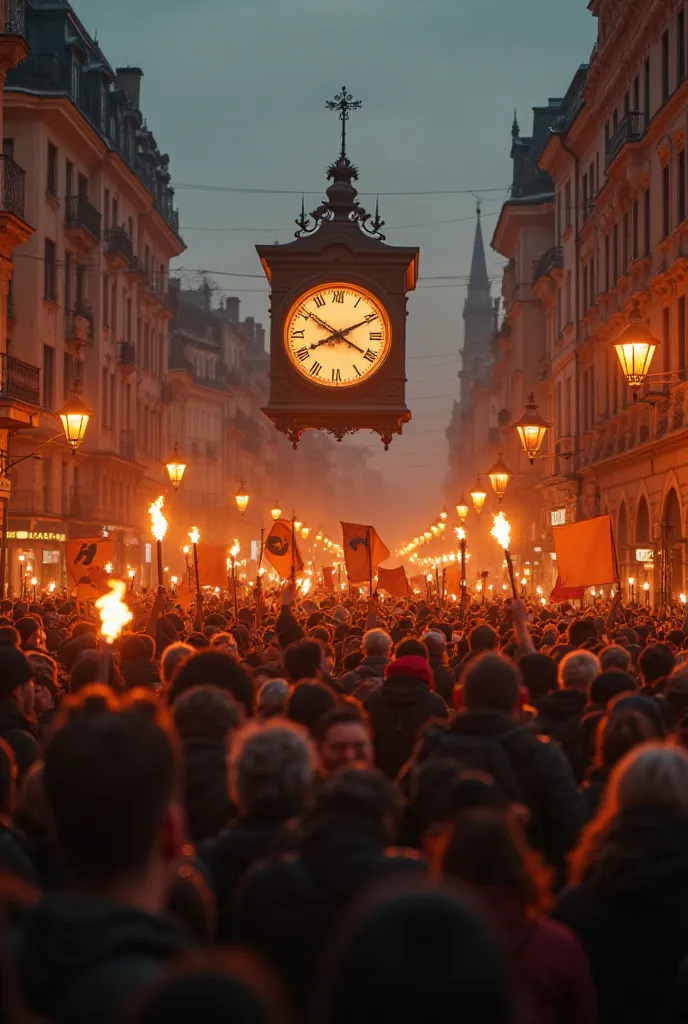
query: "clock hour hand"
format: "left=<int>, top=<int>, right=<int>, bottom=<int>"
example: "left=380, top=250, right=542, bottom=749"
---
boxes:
left=303, top=310, right=341, bottom=337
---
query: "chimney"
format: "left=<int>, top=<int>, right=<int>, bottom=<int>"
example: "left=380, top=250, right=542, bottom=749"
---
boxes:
left=243, top=316, right=255, bottom=342
left=115, top=67, right=144, bottom=109
left=225, top=296, right=240, bottom=323
left=256, top=323, right=265, bottom=349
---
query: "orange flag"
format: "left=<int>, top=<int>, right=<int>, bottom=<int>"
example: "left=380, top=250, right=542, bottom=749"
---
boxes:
left=66, top=538, right=115, bottom=600
left=550, top=575, right=586, bottom=603
left=323, top=567, right=335, bottom=592
left=264, top=519, right=304, bottom=580
left=195, top=544, right=229, bottom=588
left=444, top=564, right=463, bottom=597
left=553, top=514, right=619, bottom=588
left=341, top=522, right=390, bottom=585
left=377, top=565, right=410, bottom=599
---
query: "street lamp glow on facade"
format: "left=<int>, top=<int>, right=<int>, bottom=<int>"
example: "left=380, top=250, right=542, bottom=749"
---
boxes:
left=487, top=453, right=512, bottom=503
left=235, top=479, right=249, bottom=515
left=515, top=393, right=549, bottom=465
left=165, top=441, right=187, bottom=491
left=456, top=495, right=469, bottom=523
left=470, top=476, right=487, bottom=516
left=58, top=389, right=93, bottom=452
left=613, top=303, right=659, bottom=387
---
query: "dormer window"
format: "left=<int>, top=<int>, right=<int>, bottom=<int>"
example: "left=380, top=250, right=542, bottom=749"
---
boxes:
left=71, top=57, right=81, bottom=103
left=100, top=83, right=107, bottom=128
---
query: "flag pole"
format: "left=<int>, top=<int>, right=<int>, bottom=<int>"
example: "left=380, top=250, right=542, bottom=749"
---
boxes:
left=367, top=526, right=373, bottom=596
left=255, top=526, right=264, bottom=629
left=291, top=513, right=296, bottom=585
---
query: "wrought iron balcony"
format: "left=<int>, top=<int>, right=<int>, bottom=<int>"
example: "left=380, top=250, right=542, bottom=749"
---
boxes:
left=119, top=429, right=136, bottom=462
left=0, top=352, right=39, bottom=406
left=2, top=0, right=25, bottom=37
left=105, top=226, right=133, bottom=265
left=65, top=487, right=93, bottom=520
left=117, top=340, right=136, bottom=368
left=0, top=155, right=25, bottom=220
left=533, top=246, right=563, bottom=284
left=606, top=111, right=645, bottom=168
left=65, top=194, right=101, bottom=241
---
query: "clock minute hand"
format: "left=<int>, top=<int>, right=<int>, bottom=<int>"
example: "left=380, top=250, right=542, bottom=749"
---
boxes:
left=304, top=310, right=341, bottom=336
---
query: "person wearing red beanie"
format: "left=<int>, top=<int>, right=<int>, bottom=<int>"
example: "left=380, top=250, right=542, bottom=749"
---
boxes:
left=364, top=652, right=448, bottom=780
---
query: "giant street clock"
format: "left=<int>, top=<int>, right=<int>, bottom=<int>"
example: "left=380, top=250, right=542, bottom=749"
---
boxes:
left=257, top=89, right=419, bottom=449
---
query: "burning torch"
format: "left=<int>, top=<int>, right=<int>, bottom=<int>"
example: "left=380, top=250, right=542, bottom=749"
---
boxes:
left=228, top=539, right=240, bottom=622
left=149, top=495, right=168, bottom=590
left=491, top=512, right=517, bottom=599
left=189, top=527, right=202, bottom=628
left=95, top=578, right=133, bottom=682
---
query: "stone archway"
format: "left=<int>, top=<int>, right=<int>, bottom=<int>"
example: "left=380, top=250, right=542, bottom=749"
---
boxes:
left=662, top=488, right=683, bottom=601
left=636, top=496, right=651, bottom=544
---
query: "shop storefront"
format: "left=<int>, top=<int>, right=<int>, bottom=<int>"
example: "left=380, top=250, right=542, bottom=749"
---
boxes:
left=7, top=522, right=67, bottom=598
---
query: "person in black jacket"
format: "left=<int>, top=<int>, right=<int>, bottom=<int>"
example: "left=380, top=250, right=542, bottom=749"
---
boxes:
left=339, top=629, right=391, bottom=694
left=0, top=645, right=38, bottom=778
left=198, top=718, right=313, bottom=943
left=556, top=743, right=688, bottom=1024
left=417, top=652, right=585, bottom=870
left=422, top=631, right=456, bottom=704
left=365, top=650, right=448, bottom=779
left=14, top=686, right=190, bottom=1024
left=532, top=649, right=600, bottom=782
left=234, top=768, right=425, bottom=1011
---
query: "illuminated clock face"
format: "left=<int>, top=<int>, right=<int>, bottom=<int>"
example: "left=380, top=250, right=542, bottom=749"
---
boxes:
left=284, top=283, right=391, bottom=388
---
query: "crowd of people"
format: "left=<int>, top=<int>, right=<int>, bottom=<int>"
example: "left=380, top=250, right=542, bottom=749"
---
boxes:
left=1, top=581, right=688, bottom=1021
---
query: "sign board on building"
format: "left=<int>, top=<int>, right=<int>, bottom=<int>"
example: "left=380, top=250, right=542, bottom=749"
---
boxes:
left=0, top=477, right=10, bottom=498
left=636, top=549, right=654, bottom=563
left=550, top=509, right=566, bottom=527
left=6, top=531, right=67, bottom=542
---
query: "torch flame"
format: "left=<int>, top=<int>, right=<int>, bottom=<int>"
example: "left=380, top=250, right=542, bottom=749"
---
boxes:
left=299, top=576, right=312, bottom=595
left=491, top=512, right=511, bottom=550
left=188, top=526, right=200, bottom=545
left=149, top=495, right=168, bottom=542
left=96, top=579, right=133, bottom=645
left=229, top=539, right=240, bottom=560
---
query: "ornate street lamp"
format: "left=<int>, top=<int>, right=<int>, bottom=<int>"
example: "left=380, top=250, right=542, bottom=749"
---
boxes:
left=613, top=302, right=659, bottom=387
left=487, top=453, right=512, bottom=503
left=301, top=525, right=310, bottom=539
left=271, top=503, right=282, bottom=521
left=165, top=441, right=187, bottom=492
left=470, top=476, right=487, bottom=516
left=58, top=388, right=92, bottom=452
left=515, top=393, right=549, bottom=465
left=235, top=479, right=249, bottom=516
left=456, top=495, right=469, bottom=523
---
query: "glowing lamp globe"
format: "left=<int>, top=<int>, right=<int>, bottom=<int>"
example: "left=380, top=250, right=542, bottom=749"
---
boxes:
left=58, top=389, right=92, bottom=452
left=613, top=304, right=659, bottom=387
left=301, top=526, right=310, bottom=539
left=515, top=393, right=549, bottom=465
left=165, top=441, right=187, bottom=491
left=456, top=495, right=469, bottom=523
left=235, top=479, right=249, bottom=515
left=271, top=504, right=282, bottom=521
left=470, top=476, right=487, bottom=516
left=487, top=454, right=512, bottom=503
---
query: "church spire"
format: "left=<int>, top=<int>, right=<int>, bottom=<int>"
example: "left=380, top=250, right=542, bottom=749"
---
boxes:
left=467, top=200, right=490, bottom=299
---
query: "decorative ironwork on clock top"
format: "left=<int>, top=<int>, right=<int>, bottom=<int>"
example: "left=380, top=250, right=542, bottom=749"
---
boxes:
left=295, top=87, right=386, bottom=242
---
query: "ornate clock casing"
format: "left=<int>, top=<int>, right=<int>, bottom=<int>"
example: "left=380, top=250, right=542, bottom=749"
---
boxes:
left=257, top=92, right=419, bottom=449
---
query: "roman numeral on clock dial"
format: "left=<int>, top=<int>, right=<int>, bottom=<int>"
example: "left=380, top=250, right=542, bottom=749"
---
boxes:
left=310, top=361, right=323, bottom=376
left=363, top=348, right=377, bottom=363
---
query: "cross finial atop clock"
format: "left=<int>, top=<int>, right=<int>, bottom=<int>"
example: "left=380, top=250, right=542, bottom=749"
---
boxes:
left=326, top=87, right=362, bottom=160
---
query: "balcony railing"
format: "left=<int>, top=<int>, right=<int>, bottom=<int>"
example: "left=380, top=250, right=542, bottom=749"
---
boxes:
left=105, top=226, right=133, bottom=264
left=119, top=430, right=136, bottom=462
left=0, top=352, right=39, bottom=406
left=65, top=194, right=101, bottom=241
left=64, top=488, right=93, bottom=520
left=606, top=111, right=645, bottom=168
left=532, top=246, right=563, bottom=284
left=118, top=341, right=136, bottom=368
left=0, top=155, right=25, bottom=220
left=2, top=0, right=25, bottom=37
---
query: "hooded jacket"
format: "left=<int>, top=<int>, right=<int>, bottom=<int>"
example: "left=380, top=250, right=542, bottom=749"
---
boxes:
left=417, top=709, right=585, bottom=868
left=555, top=807, right=688, bottom=1024
left=339, top=654, right=389, bottom=695
left=15, top=892, right=189, bottom=1024
left=234, top=815, right=425, bottom=1008
left=365, top=656, right=448, bottom=780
